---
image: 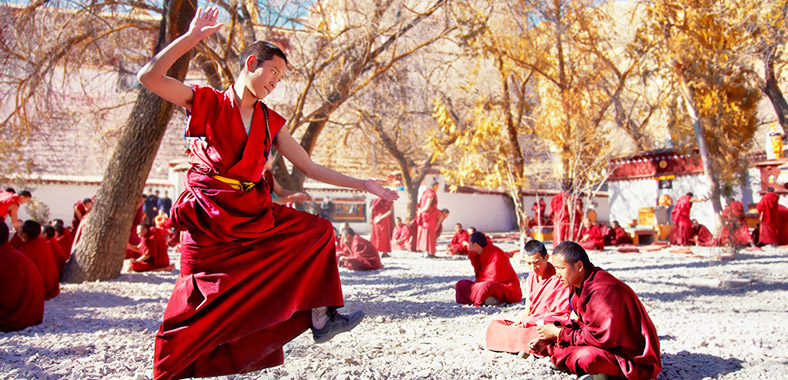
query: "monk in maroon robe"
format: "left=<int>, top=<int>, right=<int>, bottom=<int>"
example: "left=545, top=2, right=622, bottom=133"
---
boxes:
left=455, top=232, right=522, bottom=306
left=606, top=220, right=633, bottom=246
left=486, top=240, right=570, bottom=354
left=691, top=219, right=716, bottom=247
left=126, top=195, right=147, bottom=259
left=550, top=190, right=571, bottom=244
left=52, top=220, right=74, bottom=258
left=447, top=223, right=470, bottom=255
left=0, top=190, right=31, bottom=229
left=128, top=224, right=171, bottom=272
left=416, top=181, right=441, bottom=256
left=369, top=198, right=393, bottom=255
left=718, top=199, right=752, bottom=247
left=670, top=192, right=706, bottom=245
left=15, top=220, right=60, bottom=300
left=391, top=217, right=412, bottom=251
left=530, top=241, right=661, bottom=380
left=756, top=188, right=781, bottom=246
left=337, top=228, right=383, bottom=271
left=42, top=225, right=68, bottom=275
left=0, top=222, right=45, bottom=332
left=528, top=199, right=549, bottom=228
left=578, top=219, right=604, bottom=251
left=138, top=18, right=398, bottom=380
left=71, top=197, right=93, bottom=231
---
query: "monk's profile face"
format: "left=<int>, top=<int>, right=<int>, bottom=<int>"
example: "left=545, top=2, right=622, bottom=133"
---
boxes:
left=552, top=253, right=584, bottom=288
left=395, top=218, right=402, bottom=227
left=455, top=224, right=462, bottom=233
left=524, top=253, right=549, bottom=277
left=136, top=225, right=149, bottom=239
left=85, top=202, right=93, bottom=212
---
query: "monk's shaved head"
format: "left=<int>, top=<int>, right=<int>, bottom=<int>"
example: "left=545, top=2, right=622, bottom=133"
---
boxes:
left=21, top=220, right=41, bottom=240
left=469, top=231, right=488, bottom=247
left=523, top=240, right=548, bottom=258
left=553, top=241, right=592, bottom=269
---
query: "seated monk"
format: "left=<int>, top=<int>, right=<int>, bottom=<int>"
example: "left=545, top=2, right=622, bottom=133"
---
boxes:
left=51, top=219, right=74, bottom=258
left=14, top=220, right=60, bottom=300
left=529, top=241, right=661, bottom=380
left=42, top=225, right=68, bottom=275
left=486, top=240, right=570, bottom=354
left=605, top=220, right=633, bottom=246
left=578, top=219, right=604, bottom=251
left=717, top=198, right=752, bottom=247
left=337, top=228, right=383, bottom=271
left=0, top=222, right=45, bottom=332
left=455, top=232, right=522, bottom=306
left=691, top=219, right=716, bottom=247
left=127, top=224, right=171, bottom=272
left=391, top=217, right=412, bottom=251
left=447, top=223, right=470, bottom=255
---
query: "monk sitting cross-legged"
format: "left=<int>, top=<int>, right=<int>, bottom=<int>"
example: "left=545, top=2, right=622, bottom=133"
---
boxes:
left=0, top=222, right=45, bottom=332
left=127, top=224, right=171, bottom=272
left=578, top=219, right=604, bottom=251
left=455, top=232, right=522, bottom=306
left=14, top=220, right=60, bottom=300
left=391, top=217, right=412, bottom=251
left=486, top=240, right=570, bottom=355
left=446, top=223, right=470, bottom=255
left=605, top=220, right=633, bottom=246
left=691, top=219, right=716, bottom=247
left=336, top=228, right=383, bottom=271
left=529, top=241, right=661, bottom=380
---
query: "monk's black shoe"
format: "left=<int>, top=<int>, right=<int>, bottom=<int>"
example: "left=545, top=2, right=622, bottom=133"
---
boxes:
left=312, top=309, right=365, bottom=343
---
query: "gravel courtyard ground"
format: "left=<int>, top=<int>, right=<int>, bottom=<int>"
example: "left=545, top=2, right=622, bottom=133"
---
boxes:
left=2, top=235, right=787, bottom=380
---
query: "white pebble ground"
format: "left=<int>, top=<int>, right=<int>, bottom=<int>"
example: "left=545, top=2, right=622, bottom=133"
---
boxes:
left=1, top=236, right=787, bottom=379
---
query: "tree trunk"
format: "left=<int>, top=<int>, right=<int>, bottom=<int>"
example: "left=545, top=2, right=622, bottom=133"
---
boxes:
left=762, top=58, right=788, bottom=129
left=675, top=68, right=723, bottom=231
left=62, top=0, right=195, bottom=283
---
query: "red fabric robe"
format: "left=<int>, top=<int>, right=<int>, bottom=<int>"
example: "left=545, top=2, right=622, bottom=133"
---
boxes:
left=550, top=192, right=570, bottom=243
left=528, top=200, right=549, bottom=228
left=153, top=85, right=344, bottom=380
left=47, top=236, right=68, bottom=275
left=756, top=193, right=780, bottom=245
left=130, top=228, right=170, bottom=272
left=670, top=195, right=694, bottom=245
left=692, top=224, right=716, bottom=246
left=369, top=198, right=393, bottom=253
left=416, top=187, right=440, bottom=255
left=0, top=192, right=19, bottom=221
left=609, top=226, right=633, bottom=246
left=447, top=230, right=470, bottom=255
left=126, top=206, right=145, bottom=259
left=455, top=243, right=522, bottom=306
left=547, top=267, right=661, bottom=380
left=486, top=263, right=570, bottom=353
left=391, top=224, right=412, bottom=251
left=16, top=236, right=60, bottom=300
left=339, top=235, right=383, bottom=271
left=0, top=244, right=45, bottom=332
left=578, top=225, right=604, bottom=250
left=717, top=201, right=752, bottom=246
left=54, top=229, right=74, bottom=258
left=72, top=200, right=89, bottom=231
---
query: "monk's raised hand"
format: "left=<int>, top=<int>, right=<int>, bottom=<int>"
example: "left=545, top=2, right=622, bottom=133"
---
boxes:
left=188, top=7, right=224, bottom=40
left=364, top=179, right=399, bottom=201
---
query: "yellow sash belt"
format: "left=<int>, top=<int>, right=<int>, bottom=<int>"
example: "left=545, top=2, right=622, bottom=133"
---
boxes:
left=211, top=174, right=256, bottom=192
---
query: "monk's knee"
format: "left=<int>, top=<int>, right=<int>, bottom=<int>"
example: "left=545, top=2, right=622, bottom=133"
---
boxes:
left=571, top=346, right=620, bottom=376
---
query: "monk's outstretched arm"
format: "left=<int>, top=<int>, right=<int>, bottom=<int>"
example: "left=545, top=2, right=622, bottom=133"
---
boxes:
left=274, top=127, right=398, bottom=201
left=137, top=7, right=223, bottom=110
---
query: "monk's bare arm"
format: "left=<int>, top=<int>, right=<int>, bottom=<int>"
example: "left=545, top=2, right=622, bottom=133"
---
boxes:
left=137, top=7, right=223, bottom=111
left=8, top=205, right=21, bottom=228
left=274, top=128, right=398, bottom=201
left=271, top=177, right=312, bottom=204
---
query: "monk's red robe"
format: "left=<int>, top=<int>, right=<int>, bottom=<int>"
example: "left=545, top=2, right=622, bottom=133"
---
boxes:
left=486, top=263, right=570, bottom=353
left=71, top=200, right=89, bottom=231
left=550, top=192, right=569, bottom=243
left=0, top=191, right=19, bottom=221
left=47, top=236, right=68, bottom=275
left=369, top=198, right=393, bottom=253
left=391, top=224, right=412, bottom=251
left=692, top=224, right=716, bottom=246
left=528, top=200, right=549, bottom=228
left=16, top=236, right=60, bottom=300
left=54, top=229, right=74, bottom=258
left=447, top=230, right=470, bottom=255
left=578, top=225, right=604, bottom=250
left=340, top=235, right=383, bottom=271
left=547, top=267, right=661, bottom=380
left=779, top=205, right=788, bottom=245
left=416, top=187, right=440, bottom=255
left=455, top=243, right=522, bottom=306
left=718, top=201, right=752, bottom=246
left=126, top=206, right=145, bottom=259
left=153, top=85, right=344, bottom=380
left=130, top=228, right=170, bottom=272
left=670, top=195, right=694, bottom=245
left=0, top=244, right=45, bottom=332
left=609, top=226, right=633, bottom=246
left=756, top=193, right=780, bottom=245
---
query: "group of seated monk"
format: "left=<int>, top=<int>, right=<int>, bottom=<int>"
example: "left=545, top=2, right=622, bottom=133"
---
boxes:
left=473, top=239, right=661, bottom=379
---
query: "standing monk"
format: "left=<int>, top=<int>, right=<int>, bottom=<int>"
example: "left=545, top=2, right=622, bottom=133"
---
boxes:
left=136, top=8, right=398, bottom=380
left=369, top=198, right=393, bottom=256
left=447, top=223, right=470, bottom=255
left=670, top=192, right=706, bottom=246
left=551, top=181, right=580, bottom=244
left=0, top=190, right=32, bottom=229
left=455, top=232, right=522, bottom=306
left=336, top=228, right=383, bottom=271
left=486, top=240, right=570, bottom=354
left=718, top=198, right=753, bottom=247
left=391, top=217, right=412, bottom=251
left=416, top=181, right=441, bottom=256
left=529, top=242, right=661, bottom=380
left=756, top=188, right=781, bottom=247
left=0, top=222, right=45, bottom=332
left=71, top=197, right=93, bottom=231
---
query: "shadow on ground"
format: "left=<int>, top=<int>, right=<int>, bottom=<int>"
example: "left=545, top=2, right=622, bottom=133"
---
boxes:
left=658, top=350, right=742, bottom=379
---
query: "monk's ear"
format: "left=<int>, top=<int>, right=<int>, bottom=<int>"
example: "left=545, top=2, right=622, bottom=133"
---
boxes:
left=245, top=55, right=258, bottom=72
left=574, top=261, right=585, bottom=272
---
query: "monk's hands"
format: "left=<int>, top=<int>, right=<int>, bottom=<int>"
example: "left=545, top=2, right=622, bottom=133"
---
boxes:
left=188, top=7, right=223, bottom=40
left=291, top=192, right=312, bottom=203
left=537, top=323, right=561, bottom=342
left=364, top=179, right=399, bottom=201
